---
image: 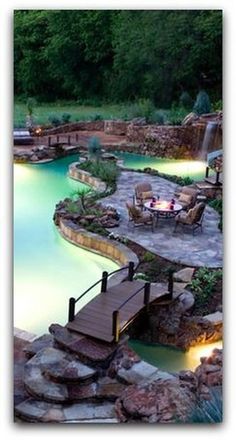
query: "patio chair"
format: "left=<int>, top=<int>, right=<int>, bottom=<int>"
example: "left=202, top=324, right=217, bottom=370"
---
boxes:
left=174, top=202, right=206, bottom=235
left=126, top=202, right=154, bottom=232
left=176, top=186, right=200, bottom=211
left=134, top=182, right=154, bottom=209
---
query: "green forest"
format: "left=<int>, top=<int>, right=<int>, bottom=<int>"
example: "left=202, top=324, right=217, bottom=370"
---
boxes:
left=14, top=9, right=222, bottom=108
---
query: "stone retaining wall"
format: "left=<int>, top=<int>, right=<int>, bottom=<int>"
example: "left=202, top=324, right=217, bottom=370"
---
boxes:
left=68, top=162, right=107, bottom=192
left=58, top=218, right=139, bottom=285
left=43, top=121, right=104, bottom=135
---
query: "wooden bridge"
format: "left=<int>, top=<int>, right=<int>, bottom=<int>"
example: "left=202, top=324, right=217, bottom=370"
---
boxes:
left=67, top=262, right=178, bottom=343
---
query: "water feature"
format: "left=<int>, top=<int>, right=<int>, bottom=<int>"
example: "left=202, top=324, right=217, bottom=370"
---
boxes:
left=200, top=121, right=218, bottom=160
left=114, top=152, right=213, bottom=181
left=14, top=155, right=118, bottom=335
left=14, top=153, right=221, bottom=372
left=129, top=340, right=223, bottom=372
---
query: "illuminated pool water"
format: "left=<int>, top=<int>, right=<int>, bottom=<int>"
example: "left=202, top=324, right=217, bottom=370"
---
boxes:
left=14, top=155, right=118, bottom=335
left=14, top=154, right=221, bottom=372
left=129, top=340, right=223, bottom=372
left=114, top=152, right=213, bottom=181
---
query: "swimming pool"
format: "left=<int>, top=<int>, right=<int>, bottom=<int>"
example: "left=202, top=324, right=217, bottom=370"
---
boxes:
left=14, top=154, right=221, bottom=371
left=114, top=151, right=213, bottom=181
left=14, top=155, right=118, bottom=335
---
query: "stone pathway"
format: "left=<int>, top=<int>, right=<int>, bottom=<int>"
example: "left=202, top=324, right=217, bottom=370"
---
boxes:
left=103, top=171, right=223, bottom=267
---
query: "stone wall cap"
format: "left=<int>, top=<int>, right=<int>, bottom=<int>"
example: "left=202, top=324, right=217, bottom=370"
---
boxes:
left=203, top=311, right=223, bottom=325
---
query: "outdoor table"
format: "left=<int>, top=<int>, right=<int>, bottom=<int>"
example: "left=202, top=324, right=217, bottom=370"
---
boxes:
left=144, top=200, right=183, bottom=227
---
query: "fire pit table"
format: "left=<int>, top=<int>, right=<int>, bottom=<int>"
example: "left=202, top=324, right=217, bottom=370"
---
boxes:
left=144, top=199, right=183, bottom=227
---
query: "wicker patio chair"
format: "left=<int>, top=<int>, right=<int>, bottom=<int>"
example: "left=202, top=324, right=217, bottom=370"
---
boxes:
left=134, top=182, right=154, bottom=208
left=176, top=186, right=200, bottom=211
left=174, top=202, right=206, bottom=235
left=126, top=202, right=154, bottom=232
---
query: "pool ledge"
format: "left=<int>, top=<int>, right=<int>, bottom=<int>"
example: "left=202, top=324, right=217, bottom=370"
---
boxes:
left=68, top=162, right=107, bottom=192
left=58, top=217, right=139, bottom=287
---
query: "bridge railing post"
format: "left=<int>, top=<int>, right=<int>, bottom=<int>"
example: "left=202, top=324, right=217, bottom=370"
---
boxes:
left=68, top=135, right=71, bottom=145
left=48, top=136, right=51, bottom=147
left=75, top=133, right=79, bottom=143
left=112, top=310, right=120, bottom=343
left=168, top=270, right=174, bottom=299
left=56, top=135, right=59, bottom=144
left=128, top=261, right=135, bottom=281
left=205, top=166, right=209, bottom=178
left=143, top=282, right=151, bottom=310
left=101, top=271, right=108, bottom=293
left=68, top=297, right=76, bottom=322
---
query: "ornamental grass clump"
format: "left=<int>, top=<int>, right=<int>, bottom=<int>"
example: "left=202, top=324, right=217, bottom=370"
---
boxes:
left=88, top=136, right=102, bottom=162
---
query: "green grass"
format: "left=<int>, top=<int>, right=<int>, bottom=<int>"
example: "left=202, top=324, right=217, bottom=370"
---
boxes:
left=14, top=101, right=128, bottom=128
left=14, top=100, right=189, bottom=128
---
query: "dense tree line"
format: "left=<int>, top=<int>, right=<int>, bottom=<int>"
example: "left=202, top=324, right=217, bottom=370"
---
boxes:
left=14, top=10, right=222, bottom=106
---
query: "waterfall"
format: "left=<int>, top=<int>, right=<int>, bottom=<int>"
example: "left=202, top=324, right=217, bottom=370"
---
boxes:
left=200, top=121, right=218, bottom=160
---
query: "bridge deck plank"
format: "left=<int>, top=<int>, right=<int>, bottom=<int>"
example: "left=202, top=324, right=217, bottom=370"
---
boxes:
left=66, top=281, right=171, bottom=342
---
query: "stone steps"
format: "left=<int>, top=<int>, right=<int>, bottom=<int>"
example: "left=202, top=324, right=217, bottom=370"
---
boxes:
left=15, top=398, right=118, bottom=423
left=23, top=345, right=127, bottom=404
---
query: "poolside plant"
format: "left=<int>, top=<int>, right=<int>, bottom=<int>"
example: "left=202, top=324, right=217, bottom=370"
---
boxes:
left=188, top=388, right=222, bottom=423
left=88, top=136, right=102, bottom=162
left=61, top=112, right=71, bottom=124
left=189, top=267, right=222, bottom=309
left=71, top=187, right=93, bottom=210
left=193, top=90, right=211, bottom=115
left=79, top=160, right=119, bottom=190
left=48, top=114, right=61, bottom=127
left=179, top=91, right=193, bottom=110
left=143, top=251, right=156, bottom=263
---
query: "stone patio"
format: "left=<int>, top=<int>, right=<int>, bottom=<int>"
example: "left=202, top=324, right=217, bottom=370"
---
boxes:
left=103, top=171, right=223, bottom=267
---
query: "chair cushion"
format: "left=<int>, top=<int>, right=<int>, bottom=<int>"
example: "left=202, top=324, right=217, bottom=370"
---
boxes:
left=140, top=191, right=153, bottom=200
left=179, top=193, right=192, bottom=204
left=129, top=205, right=142, bottom=219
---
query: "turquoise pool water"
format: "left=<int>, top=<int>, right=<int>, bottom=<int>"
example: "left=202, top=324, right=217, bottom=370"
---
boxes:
left=14, top=154, right=221, bottom=371
left=129, top=340, right=222, bottom=372
left=14, top=155, right=118, bottom=335
left=114, top=152, right=213, bottom=181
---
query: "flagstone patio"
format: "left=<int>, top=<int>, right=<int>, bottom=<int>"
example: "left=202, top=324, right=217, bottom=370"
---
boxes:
left=103, top=171, right=222, bottom=268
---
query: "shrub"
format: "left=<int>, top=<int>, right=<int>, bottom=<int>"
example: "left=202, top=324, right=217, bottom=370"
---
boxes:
left=188, top=388, right=222, bottom=423
left=48, top=114, right=61, bottom=127
left=71, top=187, right=93, bottom=210
left=193, top=90, right=211, bottom=115
left=150, top=110, right=166, bottom=125
left=143, top=251, right=156, bottom=263
left=167, top=106, right=189, bottom=125
left=133, top=272, right=151, bottom=282
left=26, top=97, right=37, bottom=116
left=61, top=112, right=71, bottom=124
left=212, top=99, right=223, bottom=112
left=179, top=91, right=193, bottom=110
left=79, top=160, right=119, bottom=189
left=89, top=113, right=103, bottom=121
left=66, top=200, right=81, bottom=214
left=189, top=267, right=222, bottom=309
left=88, top=136, right=102, bottom=162
left=86, top=223, right=109, bottom=236
left=128, top=98, right=155, bottom=122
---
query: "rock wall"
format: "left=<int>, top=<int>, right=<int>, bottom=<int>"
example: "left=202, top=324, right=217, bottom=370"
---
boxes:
left=43, top=120, right=104, bottom=135
left=131, top=297, right=222, bottom=350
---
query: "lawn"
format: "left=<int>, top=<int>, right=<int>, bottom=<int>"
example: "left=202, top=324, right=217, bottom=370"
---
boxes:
left=14, top=101, right=128, bottom=128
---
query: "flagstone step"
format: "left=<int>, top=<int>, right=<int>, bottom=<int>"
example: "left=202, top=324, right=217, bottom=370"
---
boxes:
left=24, top=347, right=99, bottom=402
left=49, top=324, right=118, bottom=367
left=15, top=398, right=118, bottom=423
